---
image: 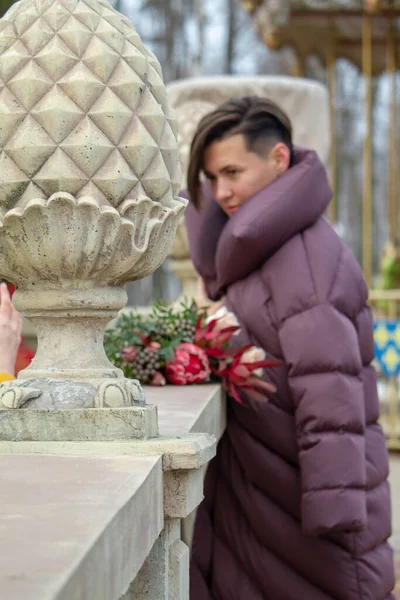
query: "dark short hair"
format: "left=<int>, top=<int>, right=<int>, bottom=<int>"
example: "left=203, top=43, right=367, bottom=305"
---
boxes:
left=187, top=95, right=293, bottom=209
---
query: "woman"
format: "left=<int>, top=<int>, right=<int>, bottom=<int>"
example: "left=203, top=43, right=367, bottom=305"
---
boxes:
left=184, top=96, right=394, bottom=599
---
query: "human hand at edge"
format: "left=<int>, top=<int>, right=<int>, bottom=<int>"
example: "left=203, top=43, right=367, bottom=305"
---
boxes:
left=195, top=277, right=225, bottom=316
left=0, top=283, right=22, bottom=376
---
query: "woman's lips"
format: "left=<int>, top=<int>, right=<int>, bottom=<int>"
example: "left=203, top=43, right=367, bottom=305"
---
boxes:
left=226, top=205, right=239, bottom=215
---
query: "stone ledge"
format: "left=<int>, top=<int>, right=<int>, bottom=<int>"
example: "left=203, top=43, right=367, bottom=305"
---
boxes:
left=145, top=383, right=226, bottom=441
left=164, top=468, right=204, bottom=518
left=0, top=453, right=163, bottom=600
left=0, top=405, right=158, bottom=441
left=0, top=433, right=216, bottom=470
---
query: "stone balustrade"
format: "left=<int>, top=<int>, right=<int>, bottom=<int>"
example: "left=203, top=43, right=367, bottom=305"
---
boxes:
left=0, top=1, right=220, bottom=597
left=0, top=384, right=225, bottom=599
left=0, top=3, right=338, bottom=597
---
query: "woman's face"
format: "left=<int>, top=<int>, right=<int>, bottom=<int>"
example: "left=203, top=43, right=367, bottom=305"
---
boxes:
left=203, top=134, right=288, bottom=217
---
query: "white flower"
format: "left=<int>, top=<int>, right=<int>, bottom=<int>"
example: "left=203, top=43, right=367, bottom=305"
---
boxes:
left=241, top=347, right=266, bottom=377
left=206, top=306, right=240, bottom=333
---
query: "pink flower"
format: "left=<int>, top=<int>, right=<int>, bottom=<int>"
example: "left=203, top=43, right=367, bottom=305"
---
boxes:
left=165, top=342, right=211, bottom=385
left=150, top=371, right=166, bottom=386
left=121, top=346, right=137, bottom=363
left=148, top=341, right=161, bottom=350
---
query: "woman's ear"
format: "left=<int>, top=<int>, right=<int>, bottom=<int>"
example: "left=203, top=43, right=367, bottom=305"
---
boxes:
left=272, top=142, right=291, bottom=176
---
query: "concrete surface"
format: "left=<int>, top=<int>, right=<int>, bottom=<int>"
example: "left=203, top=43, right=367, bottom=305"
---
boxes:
left=0, top=454, right=163, bottom=600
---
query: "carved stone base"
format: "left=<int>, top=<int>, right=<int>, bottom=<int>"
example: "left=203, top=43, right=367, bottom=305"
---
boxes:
left=0, top=378, right=145, bottom=410
left=0, top=405, right=158, bottom=442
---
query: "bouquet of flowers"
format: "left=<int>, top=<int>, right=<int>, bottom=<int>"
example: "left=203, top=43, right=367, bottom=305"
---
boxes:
left=104, top=301, right=278, bottom=405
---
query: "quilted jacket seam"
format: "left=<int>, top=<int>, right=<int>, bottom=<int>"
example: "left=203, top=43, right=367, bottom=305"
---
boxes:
left=221, top=448, right=344, bottom=600
left=302, top=485, right=365, bottom=493
left=300, top=230, right=319, bottom=303
left=326, top=242, right=345, bottom=304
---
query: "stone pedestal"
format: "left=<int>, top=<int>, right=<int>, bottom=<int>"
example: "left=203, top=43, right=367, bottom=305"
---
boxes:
left=0, top=405, right=158, bottom=441
left=0, top=0, right=186, bottom=419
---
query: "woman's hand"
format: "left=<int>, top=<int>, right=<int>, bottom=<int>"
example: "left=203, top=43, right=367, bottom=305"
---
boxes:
left=195, top=277, right=225, bottom=315
left=0, top=283, right=22, bottom=376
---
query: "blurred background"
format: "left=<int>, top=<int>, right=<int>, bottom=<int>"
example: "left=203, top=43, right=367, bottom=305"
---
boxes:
left=106, top=0, right=400, bottom=306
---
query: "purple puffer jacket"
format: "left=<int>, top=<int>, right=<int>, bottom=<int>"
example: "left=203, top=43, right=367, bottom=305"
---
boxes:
left=185, top=148, right=395, bottom=600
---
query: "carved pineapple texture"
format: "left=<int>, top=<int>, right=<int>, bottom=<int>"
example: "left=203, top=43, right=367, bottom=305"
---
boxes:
left=0, top=0, right=183, bottom=213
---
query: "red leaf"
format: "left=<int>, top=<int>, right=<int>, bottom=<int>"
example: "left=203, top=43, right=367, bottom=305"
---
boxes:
left=241, top=386, right=270, bottom=402
left=245, top=376, right=277, bottom=394
left=230, top=363, right=250, bottom=379
left=240, top=359, right=279, bottom=371
left=229, top=382, right=245, bottom=405
left=204, top=347, right=231, bottom=359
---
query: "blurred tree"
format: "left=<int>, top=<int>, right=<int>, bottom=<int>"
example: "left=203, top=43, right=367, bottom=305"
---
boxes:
left=138, top=0, right=199, bottom=81
left=0, top=0, right=15, bottom=18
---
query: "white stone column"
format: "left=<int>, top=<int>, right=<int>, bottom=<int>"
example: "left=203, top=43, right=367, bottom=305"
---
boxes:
left=167, top=99, right=217, bottom=304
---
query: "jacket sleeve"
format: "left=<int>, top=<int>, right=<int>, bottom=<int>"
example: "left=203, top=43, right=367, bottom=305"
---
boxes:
left=278, top=302, right=367, bottom=536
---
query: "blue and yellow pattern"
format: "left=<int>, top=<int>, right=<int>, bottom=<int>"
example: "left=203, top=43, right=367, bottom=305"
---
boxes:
left=374, top=320, right=400, bottom=377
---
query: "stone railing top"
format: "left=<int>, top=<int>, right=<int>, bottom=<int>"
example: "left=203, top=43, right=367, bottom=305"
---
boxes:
left=145, top=383, right=226, bottom=441
left=0, top=453, right=163, bottom=600
left=0, top=384, right=224, bottom=470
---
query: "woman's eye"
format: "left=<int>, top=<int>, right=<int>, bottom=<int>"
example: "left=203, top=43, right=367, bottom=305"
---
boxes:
left=227, top=170, right=238, bottom=177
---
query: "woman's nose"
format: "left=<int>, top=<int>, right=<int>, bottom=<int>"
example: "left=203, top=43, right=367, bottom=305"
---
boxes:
left=214, top=179, right=232, bottom=201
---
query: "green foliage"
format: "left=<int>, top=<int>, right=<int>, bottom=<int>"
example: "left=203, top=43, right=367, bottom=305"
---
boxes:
left=374, top=245, right=400, bottom=317
left=104, top=299, right=199, bottom=381
left=380, top=254, right=400, bottom=290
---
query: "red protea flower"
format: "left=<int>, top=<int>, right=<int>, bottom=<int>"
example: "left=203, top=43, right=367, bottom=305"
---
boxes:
left=216, top=345, right=279, bottom=405
left=194, top=315, right=240, bottom=358
left=165, top=342, right=211, bottom=385
left=140, top=333, right=151, bottom=345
